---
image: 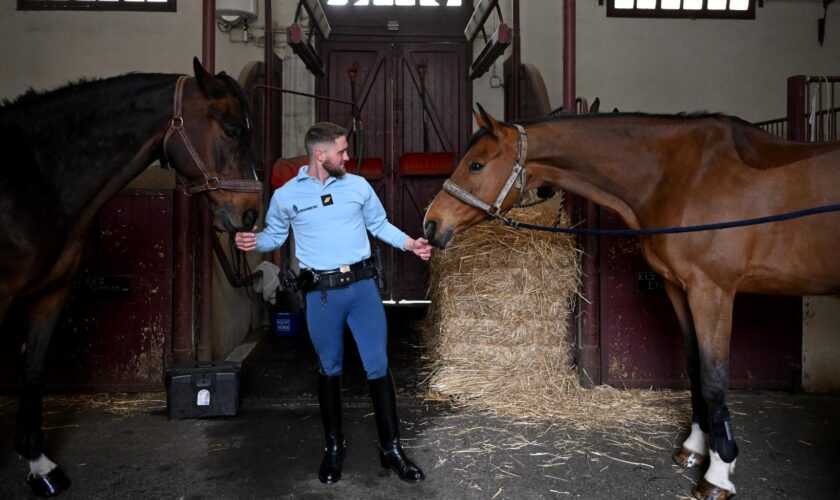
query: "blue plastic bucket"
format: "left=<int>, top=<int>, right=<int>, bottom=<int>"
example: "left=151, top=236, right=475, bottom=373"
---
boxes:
left=270, top=310, right=301, bottom=336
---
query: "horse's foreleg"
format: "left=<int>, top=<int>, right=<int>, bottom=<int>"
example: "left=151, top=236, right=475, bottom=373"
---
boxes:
left=665, top=281, right=708, bottom=469
left=15, top=284, right=72, bottom=497
left=687, top=283, right=738, bottom=500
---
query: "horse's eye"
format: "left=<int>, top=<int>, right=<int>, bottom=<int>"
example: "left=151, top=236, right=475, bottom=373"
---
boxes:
left=224, top=127, right=241, bottom=140
left=469, top=162, right=484, bottom=172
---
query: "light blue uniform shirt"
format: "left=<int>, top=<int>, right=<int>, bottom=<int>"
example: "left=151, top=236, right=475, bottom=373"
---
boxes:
left=256, top=165, right=409, bottom=270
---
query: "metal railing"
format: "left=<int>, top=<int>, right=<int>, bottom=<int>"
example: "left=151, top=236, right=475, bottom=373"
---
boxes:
left=788, top=76, right=840, bottom=142
left=754, top=76, right=840, bottom=143
left=754, top=117, right=786, bottom=138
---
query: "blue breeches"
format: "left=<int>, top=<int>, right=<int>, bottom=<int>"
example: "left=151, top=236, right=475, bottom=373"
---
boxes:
left=305, top=277, right=388, bottom=379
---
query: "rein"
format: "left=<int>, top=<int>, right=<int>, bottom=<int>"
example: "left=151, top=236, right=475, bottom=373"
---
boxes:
left=442, top=123, right=840, bottom=236
left=163, top=75, right=262, bottom=196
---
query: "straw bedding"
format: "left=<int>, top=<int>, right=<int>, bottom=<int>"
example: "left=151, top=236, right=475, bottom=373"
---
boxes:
left=423, top=203, right=687, bottom=433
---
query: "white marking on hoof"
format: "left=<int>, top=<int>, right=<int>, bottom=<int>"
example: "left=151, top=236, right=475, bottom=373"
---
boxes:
left=704, top=450, right=737, bottom=494
left=682, top=423, right=709, bottom=455
left=28, top=454, right=57, bottom=478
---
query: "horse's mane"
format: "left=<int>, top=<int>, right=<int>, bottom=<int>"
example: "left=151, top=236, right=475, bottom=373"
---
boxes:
left=0, top=71, right=251, bottom=148
left=2, top=71, right=248, bottom=116
left=0, top=73, right=176, bottom=115
left=467, top=111, right=760, bottom=151
left=516, top=110, right=736, bottom=126
left=467, top=111, right=840, bottom=169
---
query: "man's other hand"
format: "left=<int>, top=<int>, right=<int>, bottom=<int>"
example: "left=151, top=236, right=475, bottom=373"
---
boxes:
left=405, top=237, right=433, bottom=261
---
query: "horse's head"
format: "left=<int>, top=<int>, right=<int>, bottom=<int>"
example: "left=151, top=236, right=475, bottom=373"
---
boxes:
left=164, top=58, right=262, bottom=233
left=423, top=104, right=527, bottom=249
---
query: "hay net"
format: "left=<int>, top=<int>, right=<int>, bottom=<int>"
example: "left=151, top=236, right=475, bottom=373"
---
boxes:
left=423, top=203, right=685, bottom=432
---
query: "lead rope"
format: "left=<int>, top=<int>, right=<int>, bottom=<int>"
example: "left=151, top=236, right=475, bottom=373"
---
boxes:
left=499, top=202, right=840, bottom=236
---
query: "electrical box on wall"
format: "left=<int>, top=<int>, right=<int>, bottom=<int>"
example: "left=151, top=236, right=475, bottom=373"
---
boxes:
left=216, top=0, right=258, bottom=24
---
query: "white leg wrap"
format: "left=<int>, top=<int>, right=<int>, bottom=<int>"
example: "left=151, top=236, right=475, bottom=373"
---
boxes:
left=28, top=454, right=57, bottom=478
left=704, top=450, right=737, bottom=494
left=682, top=423, right=709, bottom=454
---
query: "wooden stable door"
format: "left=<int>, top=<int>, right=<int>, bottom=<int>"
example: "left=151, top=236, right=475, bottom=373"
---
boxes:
left=318, top=41, right=470, bottom=301
left=597, top=208, right=801, bottom=389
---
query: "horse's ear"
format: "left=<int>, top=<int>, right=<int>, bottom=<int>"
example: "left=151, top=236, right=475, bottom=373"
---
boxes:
left=589, top=97, right=600, bottom=114
left=192, top=57, right=227, bottom=99
left=474, top=103, right=501, bottom=136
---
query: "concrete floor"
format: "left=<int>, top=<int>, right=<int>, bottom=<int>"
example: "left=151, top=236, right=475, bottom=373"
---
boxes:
left=0, top=307, right=839, bottom=499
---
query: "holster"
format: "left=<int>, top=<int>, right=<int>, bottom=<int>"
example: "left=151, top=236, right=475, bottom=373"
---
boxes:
left=282, top=269, right=306, bottom=313
left=373, top=244, right=386, bottom=291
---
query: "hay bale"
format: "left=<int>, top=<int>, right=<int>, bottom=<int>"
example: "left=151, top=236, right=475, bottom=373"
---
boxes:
left=424, top=204, right=687, bottom=433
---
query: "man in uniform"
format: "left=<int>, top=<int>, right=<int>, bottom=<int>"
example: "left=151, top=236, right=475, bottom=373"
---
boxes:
left=234, top=122, right=431, bottom=484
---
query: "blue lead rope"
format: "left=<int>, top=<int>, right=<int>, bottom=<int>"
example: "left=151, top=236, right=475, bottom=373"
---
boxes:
left=502, top=203, right=840, bottom=236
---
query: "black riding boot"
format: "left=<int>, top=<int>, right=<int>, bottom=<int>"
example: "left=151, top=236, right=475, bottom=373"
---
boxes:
left=368, top=371, right=425, bottom=483
left=318, top=374, right=345, bottom=484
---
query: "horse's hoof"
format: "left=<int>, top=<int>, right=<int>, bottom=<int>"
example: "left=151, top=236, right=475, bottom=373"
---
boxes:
left=693, top=478, right=735, bottom=500
left=673, top=447, right=706, bottom=469
left=27, top=467, right=71, bottom=497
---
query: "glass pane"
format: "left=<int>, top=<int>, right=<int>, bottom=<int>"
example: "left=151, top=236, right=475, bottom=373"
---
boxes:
left=419, top=0, right=439, bottom=5
left=614, top=0, right=634, bottom=8
left=395, top=0, right=415, bottom=5
left=683, top=0, right=702, bottom=9
left=373, top=0, right=394, bottom=5
left=446, top=0, right=462, bottom=5
left=353, top=0, right=370, bottom=5
left=637, top=0, right=655, bottom=9
left=661, top=0, right=680, bottom=8
left=729, top=0, right=749, bottom=10
left=708, top=0, right=727, bottom=9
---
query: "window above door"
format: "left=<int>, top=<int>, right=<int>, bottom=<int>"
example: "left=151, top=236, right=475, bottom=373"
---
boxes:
left=327, top=0, right=462, bottom=6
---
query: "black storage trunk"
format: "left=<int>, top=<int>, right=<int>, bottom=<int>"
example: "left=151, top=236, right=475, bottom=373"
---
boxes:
left=165, top=361, right=241, bottom=420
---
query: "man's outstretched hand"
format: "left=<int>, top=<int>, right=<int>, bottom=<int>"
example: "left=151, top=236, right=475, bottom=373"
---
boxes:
left=234, top=226, right=258, bottom=252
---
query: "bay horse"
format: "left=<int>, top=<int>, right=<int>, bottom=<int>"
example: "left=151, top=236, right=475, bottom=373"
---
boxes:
left=423, top=105, right=840, bottom=500
left=0, top=58, right=262, bottom=496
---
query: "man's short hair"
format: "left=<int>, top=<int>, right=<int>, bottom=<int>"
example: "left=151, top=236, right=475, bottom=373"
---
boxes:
left=305, top=122, right=348, bottom=157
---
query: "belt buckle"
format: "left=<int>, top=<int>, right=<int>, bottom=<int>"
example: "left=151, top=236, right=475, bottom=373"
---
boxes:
left=339, top=264, right=351, bottom=273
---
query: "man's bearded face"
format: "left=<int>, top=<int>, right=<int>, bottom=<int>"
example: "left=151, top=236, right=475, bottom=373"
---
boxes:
left=322, top=136, right=349, bottom=176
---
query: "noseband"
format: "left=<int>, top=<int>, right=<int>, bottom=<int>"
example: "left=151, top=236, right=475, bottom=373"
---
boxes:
left=163, top=75, right=263, bottom=196
left=442, top=124, right=528, bottom=217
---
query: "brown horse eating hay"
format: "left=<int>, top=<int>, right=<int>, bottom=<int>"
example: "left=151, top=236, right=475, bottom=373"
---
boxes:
left=0, top=58, right=262, bottom=497
left=423, top=104, right=840, bottom=500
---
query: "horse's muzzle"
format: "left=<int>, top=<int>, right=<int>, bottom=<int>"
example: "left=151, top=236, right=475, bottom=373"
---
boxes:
left=242, top=208, right=258, bottom=229
left=424, top=220, right=452, bottom=249
left=215, top=205, right=260, bottom=233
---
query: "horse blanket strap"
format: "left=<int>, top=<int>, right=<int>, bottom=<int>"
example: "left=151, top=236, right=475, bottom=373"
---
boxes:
left=163, top=75, right=262, bottom=197
left=442, top=124, right=529, bottom=216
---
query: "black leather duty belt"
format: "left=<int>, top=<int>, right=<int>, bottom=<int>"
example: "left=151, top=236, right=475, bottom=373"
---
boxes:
left=301, top=259, right=377, bottom=291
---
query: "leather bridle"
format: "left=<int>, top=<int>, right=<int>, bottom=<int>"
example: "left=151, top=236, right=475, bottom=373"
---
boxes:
left=441, top=124, right=528, bottom=217
left=163, top=75, right=262, bottom=196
